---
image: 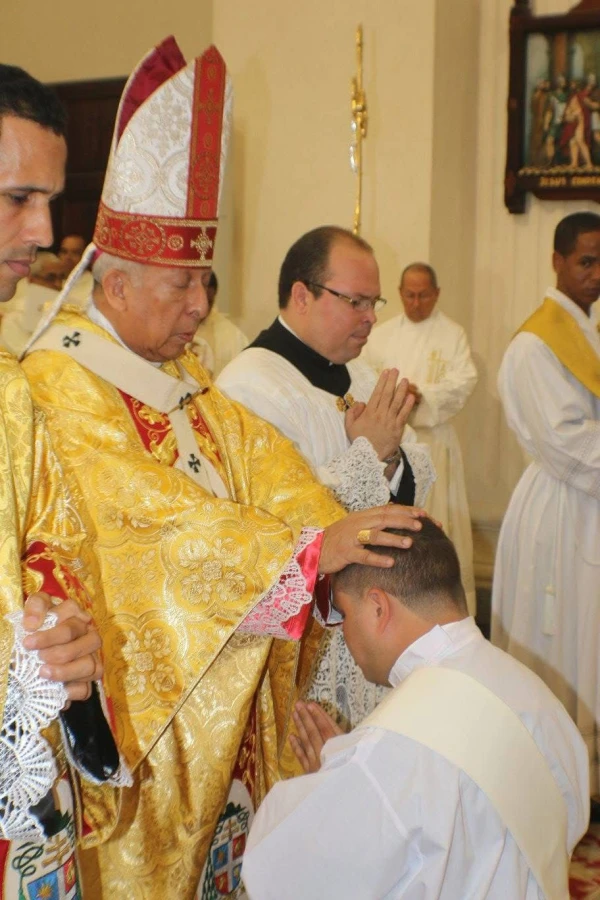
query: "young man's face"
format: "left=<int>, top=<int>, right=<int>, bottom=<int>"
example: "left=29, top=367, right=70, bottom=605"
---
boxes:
left=0, top=116, right=66, bottom=302
left=553, top=230, right=600, bottom=315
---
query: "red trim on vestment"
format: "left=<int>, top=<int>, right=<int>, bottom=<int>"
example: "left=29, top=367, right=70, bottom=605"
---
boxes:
left=94, top=203, right=217, bottom=267
left=119, top=391, right=223, bottom=465
left=280, top=531, right=325, bottom=640
left=188, top=47, right=226, bottom=220
left=25, top=541, right=72, bottom=603
left=0, top=841, right=9, bottom=892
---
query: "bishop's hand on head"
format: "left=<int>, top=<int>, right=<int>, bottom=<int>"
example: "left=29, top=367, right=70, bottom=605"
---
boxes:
left=318, top=504, right=428, bottom=574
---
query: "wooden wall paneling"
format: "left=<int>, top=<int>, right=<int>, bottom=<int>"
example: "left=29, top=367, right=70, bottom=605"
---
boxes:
left=48, top=77, right=126, bottom=247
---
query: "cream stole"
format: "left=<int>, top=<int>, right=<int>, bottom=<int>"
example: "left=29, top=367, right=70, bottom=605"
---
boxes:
left=363, top=666, right=569, bottom=900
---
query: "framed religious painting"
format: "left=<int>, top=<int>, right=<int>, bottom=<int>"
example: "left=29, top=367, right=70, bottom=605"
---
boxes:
left=505, top=0, right=600, bottom=212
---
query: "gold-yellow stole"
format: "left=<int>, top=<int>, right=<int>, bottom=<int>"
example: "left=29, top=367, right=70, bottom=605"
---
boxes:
left=517, top=297, right=600, bottom=398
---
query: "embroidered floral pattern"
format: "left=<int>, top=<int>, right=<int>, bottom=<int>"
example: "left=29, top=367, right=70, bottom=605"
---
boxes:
left=119, top=626, right=176, bottom=698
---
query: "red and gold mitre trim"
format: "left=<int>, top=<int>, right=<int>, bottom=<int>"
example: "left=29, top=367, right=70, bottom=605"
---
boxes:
left=93, top=41, right=228, bottom=268
left=94, top=202, right=217, bottom=267
left=188, top=46, right=226, bottom=220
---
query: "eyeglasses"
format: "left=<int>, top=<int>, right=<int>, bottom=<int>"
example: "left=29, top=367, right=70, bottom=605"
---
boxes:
left=305, top=282, right=387, bottom=313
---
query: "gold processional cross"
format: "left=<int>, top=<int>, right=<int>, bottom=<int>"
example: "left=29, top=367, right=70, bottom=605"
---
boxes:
left=350, top=24, right=367, bottom=236
left=336, top=27, right=367, bottom=412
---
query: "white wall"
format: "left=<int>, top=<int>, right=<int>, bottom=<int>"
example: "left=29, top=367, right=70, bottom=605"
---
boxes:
left=0, top=1, right=212, bottom=82
left=467, top=0, right=600, bottom=582
left=212, top=0, right=439, bottom=336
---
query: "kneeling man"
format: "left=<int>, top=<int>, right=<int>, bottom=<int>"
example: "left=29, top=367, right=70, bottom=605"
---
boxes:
left=242, top=520, right=589, bottom=899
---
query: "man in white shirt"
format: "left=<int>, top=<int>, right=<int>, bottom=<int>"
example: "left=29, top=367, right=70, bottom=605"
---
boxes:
left=217, top=226, right=435, bottom=726
left=364, top=262, right=478, bottom=612
left=243, top=520, right=589, bottom=900
left=492, top=211, right=600, bottom=798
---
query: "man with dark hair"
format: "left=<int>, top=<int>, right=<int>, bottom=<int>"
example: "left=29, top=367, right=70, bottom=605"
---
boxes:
left=553, top=210, right=600, bottom=255
left=0, top=66, right=66, bottom=303
left=276, top=224, right=373, bottom=308
left=492, top=211, right=600, bottom=801
left=243, top=521, right=589, bottom=899
left=365, top=260, right=478, bottom=612
left=218, top=226, right=435, bottom=727
left=0, top=64, right=67, bottom=135
left=0, top=64, right=115, bottom=896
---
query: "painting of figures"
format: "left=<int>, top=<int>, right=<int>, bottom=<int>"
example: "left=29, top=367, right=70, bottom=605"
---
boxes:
left=522, top=29, right=600, bottom=173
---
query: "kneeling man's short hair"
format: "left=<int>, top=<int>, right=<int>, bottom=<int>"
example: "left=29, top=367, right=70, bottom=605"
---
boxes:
left=334, top=519, right=467, bottom=615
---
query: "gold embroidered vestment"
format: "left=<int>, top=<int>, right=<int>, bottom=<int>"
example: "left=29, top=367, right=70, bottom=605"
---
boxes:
left=23, top=307, right=344, bottom=898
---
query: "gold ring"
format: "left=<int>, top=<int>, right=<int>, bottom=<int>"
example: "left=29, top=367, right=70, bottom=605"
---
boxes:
left=357, top=528, right=372, bottom=545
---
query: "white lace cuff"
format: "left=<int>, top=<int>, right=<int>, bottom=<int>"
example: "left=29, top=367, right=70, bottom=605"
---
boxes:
left=238, top=528, right=323, bottom=640
left=324, top=436, right=391, bottom=511
left=402, top=442, right=437, bottom=507
left=0, top=611, right=68, bottom=841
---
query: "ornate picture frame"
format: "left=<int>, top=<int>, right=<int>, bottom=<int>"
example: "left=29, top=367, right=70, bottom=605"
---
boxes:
left=505, top=0, right=600, bottom=213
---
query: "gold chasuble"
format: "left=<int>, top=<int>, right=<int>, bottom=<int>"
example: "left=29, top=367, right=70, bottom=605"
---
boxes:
left=23, top=307, right=344, bottom=898
left=0, top=348, right=94, bottom=745
left=0, top=353, right=105, bottom=896
left=0, top=354, right=32, bottom=718
left=517, top=296, right=600, bottom=398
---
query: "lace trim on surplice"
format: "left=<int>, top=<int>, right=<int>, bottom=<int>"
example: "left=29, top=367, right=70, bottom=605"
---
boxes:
left=238, top=528, right=322, bottom=640
left=0, top=611, right=67, bottom=840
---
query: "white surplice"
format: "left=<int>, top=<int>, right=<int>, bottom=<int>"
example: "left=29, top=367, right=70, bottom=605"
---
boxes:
left=217, top=335, right=435, bottom=727
left=364, top=309, right=478, bottom=613
left=191, top=306, right=248, bottom=377
left=242, top=617, right=589, bottom=900
left=492, top=287, right=600, bottom=793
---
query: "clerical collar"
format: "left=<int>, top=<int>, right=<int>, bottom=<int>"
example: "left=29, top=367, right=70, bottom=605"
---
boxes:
left=248, top=316, right=351, bottom=396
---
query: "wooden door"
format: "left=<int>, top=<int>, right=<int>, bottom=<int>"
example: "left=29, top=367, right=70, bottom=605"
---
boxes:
left=49, top=77, right=126, bottom=249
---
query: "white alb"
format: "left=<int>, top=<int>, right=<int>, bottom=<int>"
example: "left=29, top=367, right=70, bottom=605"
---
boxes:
left=492, top=286, right=600, bottom=793
left=242, top=617, right=589, bottom=899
